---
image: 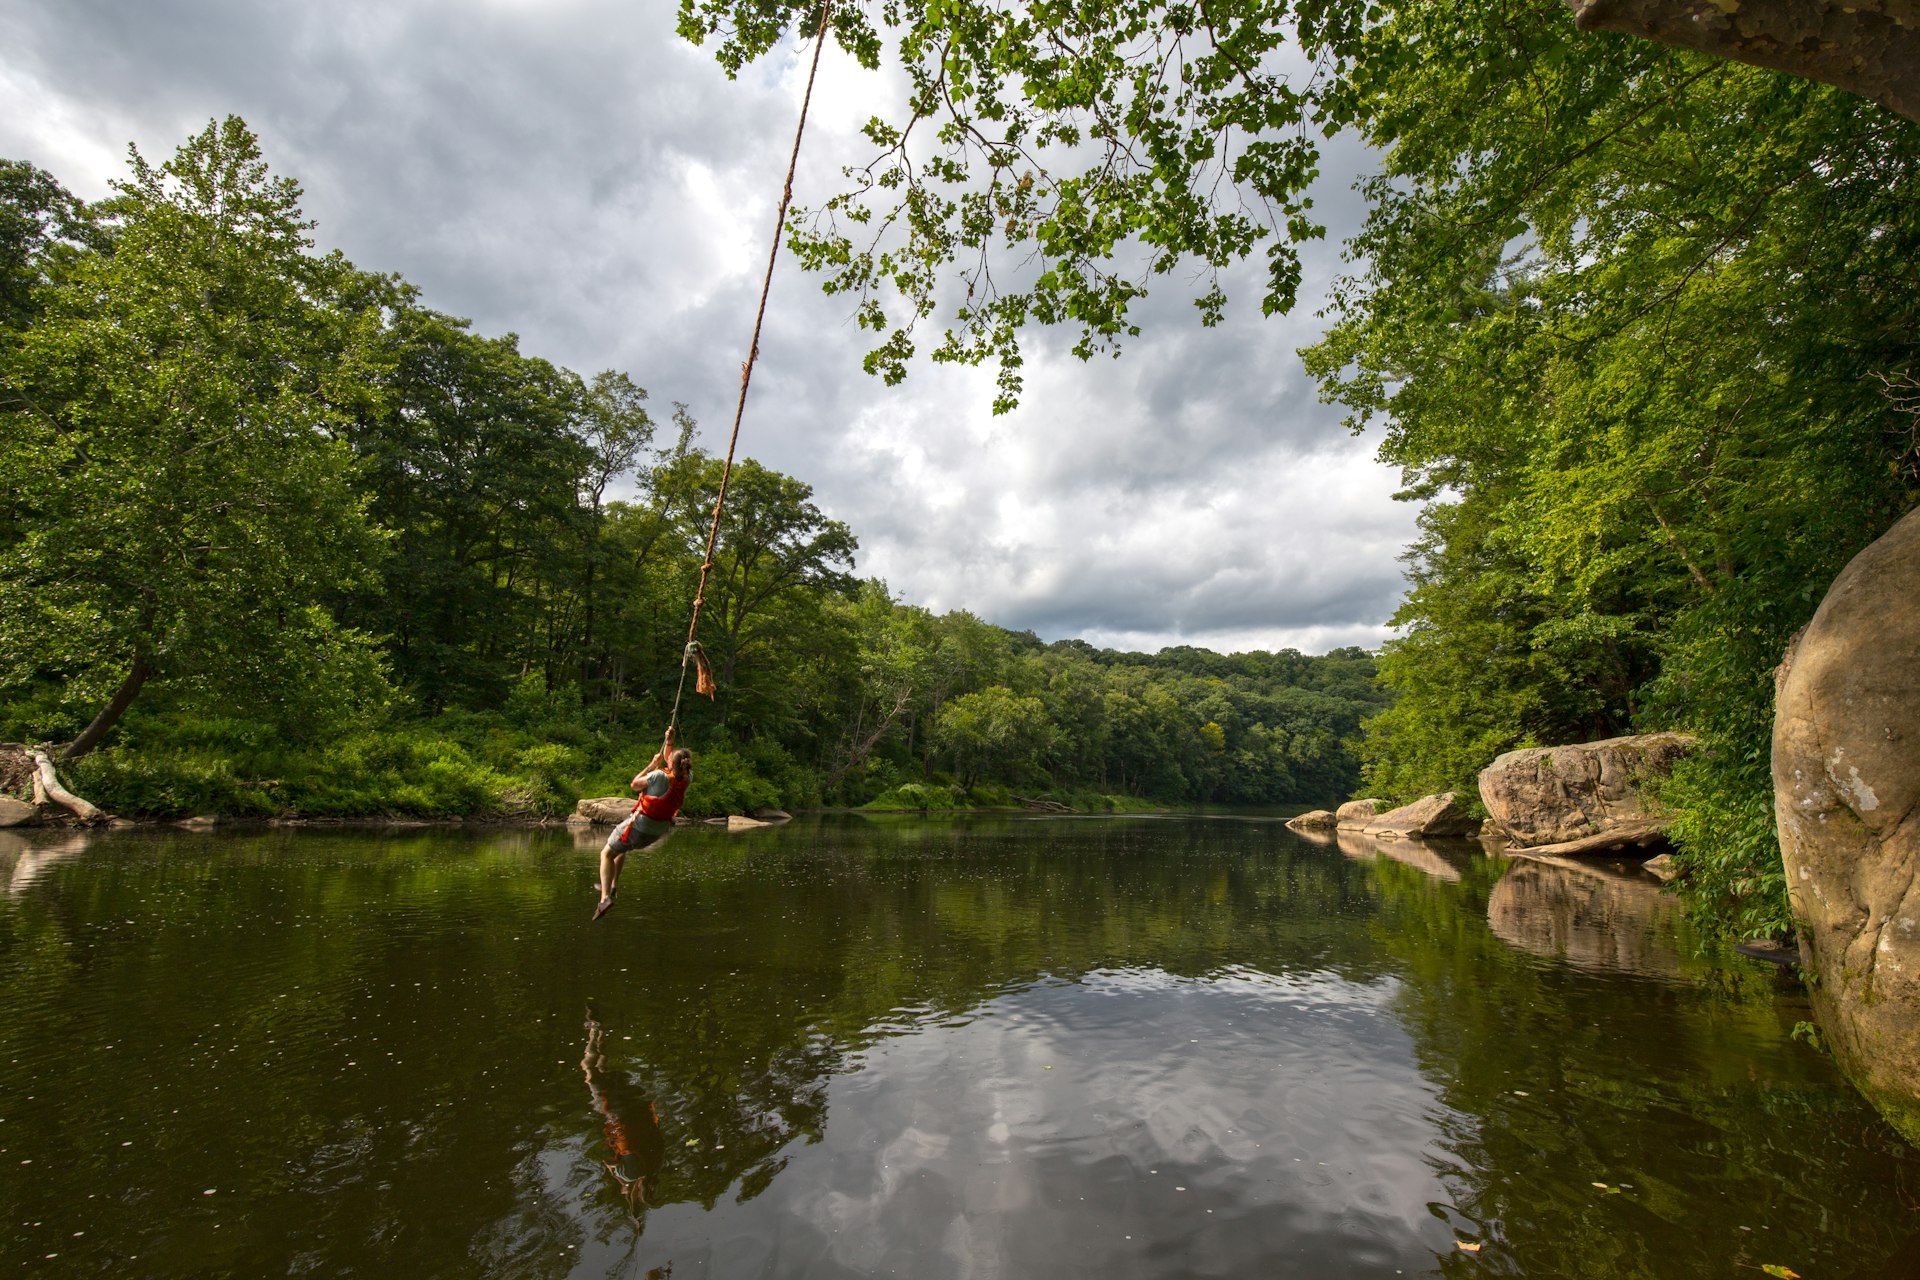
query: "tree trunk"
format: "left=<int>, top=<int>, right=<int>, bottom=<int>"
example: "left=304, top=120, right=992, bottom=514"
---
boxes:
left=825, top=687, right=914, bottom=789
left=30, top=749, right=106, bottom=823
left=63, top=652, right=151, bottom=761
left=1568, top=0, right=1920, bottom=123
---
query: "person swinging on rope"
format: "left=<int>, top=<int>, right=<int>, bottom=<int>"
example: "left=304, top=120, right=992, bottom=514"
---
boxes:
left=594, top=727, right=692, bottom=921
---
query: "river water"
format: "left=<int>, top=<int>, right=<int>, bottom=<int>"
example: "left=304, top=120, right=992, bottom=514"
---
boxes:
left=1, top=816, right=1914, bottom=1278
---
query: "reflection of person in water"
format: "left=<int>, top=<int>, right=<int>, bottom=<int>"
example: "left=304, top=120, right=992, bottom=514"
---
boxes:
left=582, top=1006, right=667, bottom=1215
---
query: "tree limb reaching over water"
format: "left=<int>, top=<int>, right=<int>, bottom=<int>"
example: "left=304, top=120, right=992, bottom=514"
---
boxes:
left=681, top=0, right=1915, bottom=410
left=1569, top=0, right=1920, bottom=123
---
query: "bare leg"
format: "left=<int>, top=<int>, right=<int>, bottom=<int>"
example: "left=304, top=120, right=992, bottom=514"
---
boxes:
left=593, top=842, right=628, bottom=920
left=598, top=847, right=625, bottom=899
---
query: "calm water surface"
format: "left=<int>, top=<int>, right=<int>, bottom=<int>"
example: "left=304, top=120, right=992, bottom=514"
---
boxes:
left=1, top=816, right=1915, bottom=1278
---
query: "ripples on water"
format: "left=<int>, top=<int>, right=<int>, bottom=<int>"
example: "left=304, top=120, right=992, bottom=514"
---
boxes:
left=0, top=817, right=1915, bottom=1278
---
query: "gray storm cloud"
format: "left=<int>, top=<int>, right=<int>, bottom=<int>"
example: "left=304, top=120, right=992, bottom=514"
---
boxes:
left=0, top=0, right=1417, bottom=654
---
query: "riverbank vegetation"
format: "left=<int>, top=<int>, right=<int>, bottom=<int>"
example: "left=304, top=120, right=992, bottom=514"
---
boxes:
left=1299, top=9, right=1920, bottom=939
left=9, top=0, right=1918, bottom=946
left=0, top=123, right=1383, bottom=820
left=677, top=0, right=1919, bottom=940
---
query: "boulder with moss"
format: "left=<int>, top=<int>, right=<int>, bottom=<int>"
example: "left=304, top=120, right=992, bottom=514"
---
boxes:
left=1478, top=733, right=1694, bottom=850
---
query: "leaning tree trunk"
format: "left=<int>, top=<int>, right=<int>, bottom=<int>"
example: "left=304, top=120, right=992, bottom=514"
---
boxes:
left=30, top=749, right=107, bottom=824
left=1568, top=0, right=1920, bottom=123
left=62, top=652, right=150, bottom=761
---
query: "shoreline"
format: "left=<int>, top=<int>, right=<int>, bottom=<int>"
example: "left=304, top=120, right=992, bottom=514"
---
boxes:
left=2, top=801, right=1325, bottom=834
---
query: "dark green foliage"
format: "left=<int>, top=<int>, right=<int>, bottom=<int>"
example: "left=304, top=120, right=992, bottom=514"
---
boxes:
left=1, top=119, right=392, bottom=751
left=1300, top=4, right=1920, bottom=930
left=0, top=159, right=102, bottom=334
left=1, top=122, right=1372, bottom=821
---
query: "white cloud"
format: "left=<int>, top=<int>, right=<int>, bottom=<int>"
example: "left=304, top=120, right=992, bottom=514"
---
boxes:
left=0, top=0, right=1413, bottom=655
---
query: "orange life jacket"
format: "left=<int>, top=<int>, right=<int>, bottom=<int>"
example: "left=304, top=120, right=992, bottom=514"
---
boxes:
left=636, top=772, right=689, bottom=823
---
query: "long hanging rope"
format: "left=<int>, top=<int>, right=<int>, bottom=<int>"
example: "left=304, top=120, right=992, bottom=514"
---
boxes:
left=667, top=0, right=835, bottom=736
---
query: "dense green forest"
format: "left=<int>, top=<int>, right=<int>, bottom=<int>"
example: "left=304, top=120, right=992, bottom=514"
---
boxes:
left=0, top=121, right=1384, bottom=819
left=677, top=0, right=1920, bottom=940
left=7, top=0, right=1918, bottom=946
left=1298, top=8, right=1920, bottom=938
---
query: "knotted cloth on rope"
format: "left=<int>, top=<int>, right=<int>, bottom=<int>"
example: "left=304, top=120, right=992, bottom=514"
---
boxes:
left=666, top=0, right=835, bottom=737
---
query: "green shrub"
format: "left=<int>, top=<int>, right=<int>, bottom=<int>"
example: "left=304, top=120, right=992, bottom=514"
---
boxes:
left=865, top=782, right=969, bottom=811
left=967, top=781, right=1014, bottom=808
left=67, top=750, right=277, bottom=818
left=680, top=746, right=781, bottom=817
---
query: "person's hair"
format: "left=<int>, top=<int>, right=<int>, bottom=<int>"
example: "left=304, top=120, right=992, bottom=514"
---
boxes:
left=669, top=748, right=691, bottom=776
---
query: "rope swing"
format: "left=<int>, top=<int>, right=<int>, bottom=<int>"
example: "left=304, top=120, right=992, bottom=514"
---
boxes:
left=667, top=0, right=835, bottom=737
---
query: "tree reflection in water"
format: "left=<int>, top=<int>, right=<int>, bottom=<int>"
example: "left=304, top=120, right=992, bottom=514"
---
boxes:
left=0, top=818, right=1915, bottom=1278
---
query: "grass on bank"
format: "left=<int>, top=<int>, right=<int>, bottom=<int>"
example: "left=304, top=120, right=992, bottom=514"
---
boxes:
left=9, top=679, right=1162, bottom=821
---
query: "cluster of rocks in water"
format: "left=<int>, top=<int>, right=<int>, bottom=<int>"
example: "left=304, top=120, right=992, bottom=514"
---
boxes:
left=1285, top=730, right=1696, bottom=881
left=1284, top=507, right=1920, bottom=1143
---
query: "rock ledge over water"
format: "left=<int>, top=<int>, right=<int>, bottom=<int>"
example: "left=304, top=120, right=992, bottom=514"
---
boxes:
left=1478, top=732, right=1693, bottom=850
left=1335, top=799, right=1381, bottom=830
left=1362, top=792, right=1481, bottom=839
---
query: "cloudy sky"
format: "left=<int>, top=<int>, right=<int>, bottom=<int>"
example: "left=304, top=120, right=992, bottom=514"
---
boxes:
left=0, top=0, right=1417, bottom=655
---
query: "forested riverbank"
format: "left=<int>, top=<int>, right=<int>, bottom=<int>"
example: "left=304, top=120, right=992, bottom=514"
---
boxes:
left=1291, top=15, right=1920, bottom=941
left=7, top=0, right=1920, bottom=951
left=0, top=124, right=1384, bottom=821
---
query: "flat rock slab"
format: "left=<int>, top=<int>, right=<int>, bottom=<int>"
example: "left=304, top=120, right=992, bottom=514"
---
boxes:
left=0, top=796, right=37, bottom=828
left=1520, top=824, right=1671, bottom=858
left=1335, top=799, right=1381, bottom=830
left=570, top=796, right=634, bottom=825
left=1363, top=792, right=1481, bottom=839
left=1733, top=938, right=1800, bottom=967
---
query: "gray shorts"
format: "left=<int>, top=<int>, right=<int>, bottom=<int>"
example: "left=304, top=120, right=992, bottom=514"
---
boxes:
left=605, top=812, right=672, bottom=855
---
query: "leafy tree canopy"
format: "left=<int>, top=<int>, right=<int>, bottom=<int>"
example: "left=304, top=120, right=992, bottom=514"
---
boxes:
left=1, top=117, right=391, bottom=755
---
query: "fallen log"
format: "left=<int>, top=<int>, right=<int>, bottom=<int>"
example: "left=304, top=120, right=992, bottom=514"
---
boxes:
left=30, top=749, right=107, bottom=824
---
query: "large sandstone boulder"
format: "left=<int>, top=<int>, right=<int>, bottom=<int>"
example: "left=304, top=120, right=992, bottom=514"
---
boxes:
left=569, top=796, right=635, bottom=825
left=1285, top=809, right=1338, bottom=831
left=1335, top=799, right=1381, bottom=830
left=1774, top=505, right=1920, bottom=1141
left=0, top=796, right=36, bottom=828
left=1478, top=732, right=1695, bottom=849
left=1363, top=792, right=1482, bottom=839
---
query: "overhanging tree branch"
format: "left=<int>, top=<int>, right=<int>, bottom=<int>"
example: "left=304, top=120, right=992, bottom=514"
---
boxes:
left=1568, top=0, right=1920, bottom=122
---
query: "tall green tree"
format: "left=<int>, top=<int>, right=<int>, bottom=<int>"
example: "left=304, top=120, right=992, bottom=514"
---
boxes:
left=1301, top=8, right=1919, bottom=933
left=575, top=370, right=657, bottom=691
left=0, top=117, right=390, bottom=755
left=675, top=456, right=858, bottom=725
left=342, top=297, right=589, bottom=709
left=933, top=685, right=1054, bottom=788
left=0, top=159, right=101, bottom=335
